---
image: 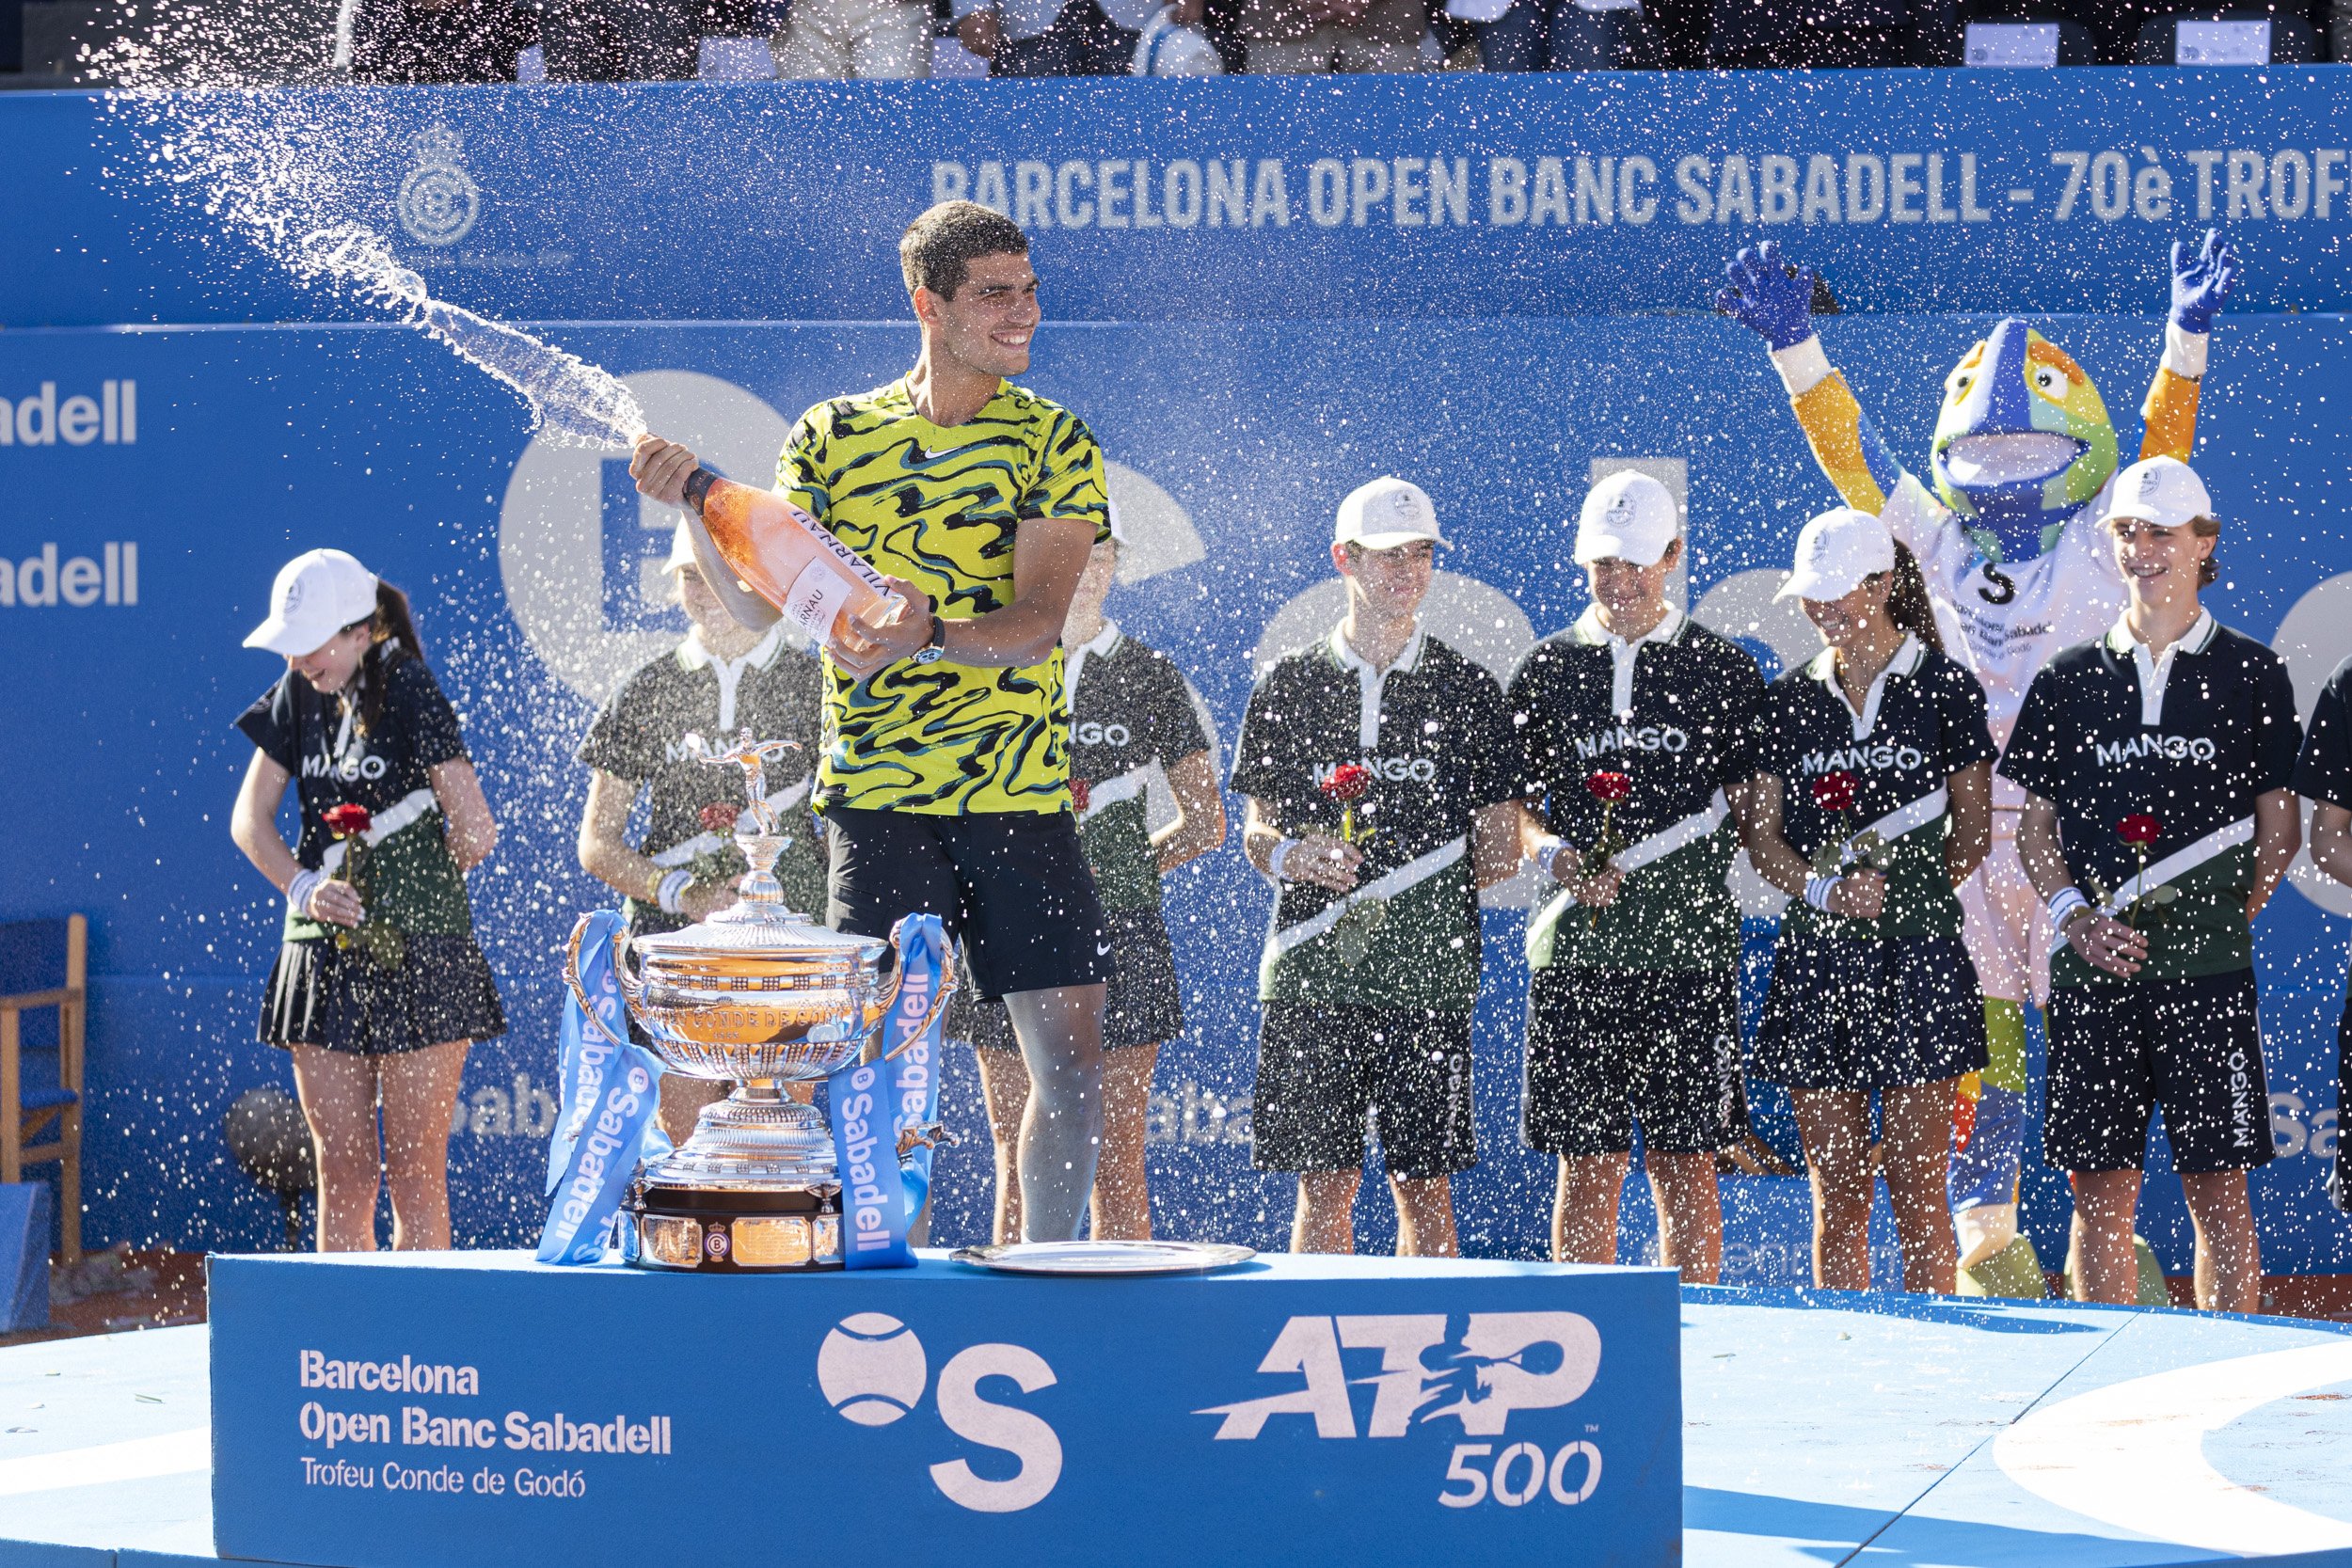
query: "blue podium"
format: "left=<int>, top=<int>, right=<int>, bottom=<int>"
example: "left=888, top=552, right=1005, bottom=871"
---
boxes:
left=207, top=1249, right=1681, bottom=1568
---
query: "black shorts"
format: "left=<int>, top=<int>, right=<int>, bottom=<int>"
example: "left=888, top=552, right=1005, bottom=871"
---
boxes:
left=1753, top=930, right=1986, bottom=1092
left=823, top=806, right=1112, bottom=1002
left=2044, top=968, right=2273, bottom=1175
left=260, top=934, right=507, bottom=1055
left=1522, top=965, right=1744, bottom=1158
left=951, top=905, right=1182, bottom=1053
left=1251, top=1001, right=1475, bottom=1180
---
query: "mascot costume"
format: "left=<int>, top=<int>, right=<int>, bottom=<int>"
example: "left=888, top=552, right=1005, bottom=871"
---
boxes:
left=1718, top=230, right=2241, bottom=1289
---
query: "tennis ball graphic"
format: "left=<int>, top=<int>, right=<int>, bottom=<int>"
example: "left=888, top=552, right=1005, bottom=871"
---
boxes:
left=818, top=1312, right=929, bottom=1426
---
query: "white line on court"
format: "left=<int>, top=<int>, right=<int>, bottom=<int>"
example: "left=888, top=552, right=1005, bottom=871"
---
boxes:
left=1993, top=1340, right=2352, bottom=1558
left=0, top=1427, right=208, bottom=1497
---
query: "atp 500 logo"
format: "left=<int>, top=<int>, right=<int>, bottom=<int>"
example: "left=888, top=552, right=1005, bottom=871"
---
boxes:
left=1198, top=1311, right=1606, bottom=1511
left=818, top=1313, right=1062, bottom=1513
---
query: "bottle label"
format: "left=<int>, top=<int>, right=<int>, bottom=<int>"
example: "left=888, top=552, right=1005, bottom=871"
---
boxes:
left=781, top=557, right=852, bottom=640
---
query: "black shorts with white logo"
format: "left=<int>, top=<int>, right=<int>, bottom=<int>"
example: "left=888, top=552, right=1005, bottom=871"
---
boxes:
left=1251, top=1001, right=1476, bottom=1180
left=2044, top=967, right=2273, bottom=1175
left=824, top=806, right=1113, bottom=1002
left=1522, top=964, right=1745, bottom=1158
left=950, top=905, right=1184, bottom=1053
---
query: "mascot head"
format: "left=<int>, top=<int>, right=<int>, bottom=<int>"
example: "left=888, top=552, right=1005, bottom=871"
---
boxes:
left=1929, top=319, right=2119, bottom=563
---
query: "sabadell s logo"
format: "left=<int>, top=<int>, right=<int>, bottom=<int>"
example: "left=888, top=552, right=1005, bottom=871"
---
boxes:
left=817, top=1313, right=1063, bottom=1513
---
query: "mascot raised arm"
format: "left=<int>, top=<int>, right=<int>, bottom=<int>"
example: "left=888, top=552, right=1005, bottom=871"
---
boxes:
left=1717, top=230, right=2241, bottom=1290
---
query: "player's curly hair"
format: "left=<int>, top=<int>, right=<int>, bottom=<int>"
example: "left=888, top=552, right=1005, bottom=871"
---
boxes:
left=899, top=201, right=1029, bottom=301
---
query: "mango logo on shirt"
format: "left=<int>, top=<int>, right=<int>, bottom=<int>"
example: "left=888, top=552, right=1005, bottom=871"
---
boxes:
left=1572, top=723, right=1690, bottom=763
left=1313, top=756, right=1438, bottom=785
left=1800, top=743, right=1925, bottom=775
left=1073, top=721, right=1134, bottom=747
left=301, top=750, right=388, bottom=783
left=2094, top=733, right=2217, bottom=768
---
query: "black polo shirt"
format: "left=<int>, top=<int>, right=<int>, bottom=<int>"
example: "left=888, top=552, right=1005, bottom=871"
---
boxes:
left=1509, top=609, right=1765, bottom=973
left=2001, top=614, right=2299, bottom=984
left=578, top=626, right=829, bottom=932
left=1231, top=625, right=1518, bottom=1010
left=1064, top=622, right=1213, bottom=912
left=1756, top=635, right=1996, bottom=942
left=2294, top=654, right=2352, bottom=812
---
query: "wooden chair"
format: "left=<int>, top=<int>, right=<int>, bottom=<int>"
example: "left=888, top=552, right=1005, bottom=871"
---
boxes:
left=0, top=915, right=85, bottom=1265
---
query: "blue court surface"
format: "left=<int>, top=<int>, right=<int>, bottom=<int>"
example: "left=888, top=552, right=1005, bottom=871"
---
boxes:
left=2, top=1267, right=2350, bottom=1568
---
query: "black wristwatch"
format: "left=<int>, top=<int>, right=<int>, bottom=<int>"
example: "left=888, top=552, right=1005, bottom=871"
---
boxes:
left=911, top=610, right=947, bottom=665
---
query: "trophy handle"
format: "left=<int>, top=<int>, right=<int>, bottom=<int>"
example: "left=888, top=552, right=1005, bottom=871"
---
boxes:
left=875, top=917, right=961, bottom=1063
left=563, top=914, right=640, bottom=1052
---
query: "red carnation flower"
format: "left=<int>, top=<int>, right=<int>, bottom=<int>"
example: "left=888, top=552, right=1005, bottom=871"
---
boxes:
left=1070, top=778, right=1091, bottom=813
left=1811, top=771, right=1860, bottom=814
left=699, top=802, right=740, bottom=835
left=1322, top=763, right=1373, bottom=803
left=322, top=803, right=372, bottom=839
left=1584, top=770, right=1632, bottom=804
left=2119, top=813, right=2162, bottom=847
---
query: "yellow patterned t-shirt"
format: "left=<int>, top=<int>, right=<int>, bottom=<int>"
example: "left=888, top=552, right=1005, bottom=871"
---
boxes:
left=779, top=376, right=1112, bottom=814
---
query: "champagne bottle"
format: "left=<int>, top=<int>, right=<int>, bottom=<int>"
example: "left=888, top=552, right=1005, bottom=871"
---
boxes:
left=680, top=469, right=910, bottom=646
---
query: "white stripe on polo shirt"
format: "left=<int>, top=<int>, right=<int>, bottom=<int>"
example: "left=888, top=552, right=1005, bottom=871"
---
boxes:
left=1063, top=618, right=1121, bottom=715
left=675, top=622, right=792, bottom=734
left=1327, top=622, right=1429, bottom=752
left=2106, top=610, right=2218, bottom=728
left=1572, top=605, right=1688, bottom=719
left=1805, top=633, right=1925, bottom=740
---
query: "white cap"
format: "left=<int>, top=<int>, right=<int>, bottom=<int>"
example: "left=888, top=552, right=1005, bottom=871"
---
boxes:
left=1573, top=471, right=1680, bottom=566
left=244, top=548, right=379, bottom=657
left=2109, top=455, right=2215, bottom=529
left=1335, top=476, right=1446, bottom=550
left=662, top=518, right=697, bottom=575
left=1776, top=507, right=1897, bottom=602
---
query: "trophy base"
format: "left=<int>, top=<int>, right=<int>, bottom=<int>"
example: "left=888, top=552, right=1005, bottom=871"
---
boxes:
left=622, top=1180, right=846, bottom=1273
left=619, top=1084, right=848, bottom=1272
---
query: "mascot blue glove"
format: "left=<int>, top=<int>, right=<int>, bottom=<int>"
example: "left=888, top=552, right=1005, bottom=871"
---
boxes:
left=1715, top=242, right=1820, bottom=352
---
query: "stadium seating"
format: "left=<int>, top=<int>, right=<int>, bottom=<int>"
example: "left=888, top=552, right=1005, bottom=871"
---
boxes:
left=1707, top=0, right=1925, bottom=67
left=2128, top=2, right=2324, bottom=59
left=1947, top=0, right=2101, bottom=62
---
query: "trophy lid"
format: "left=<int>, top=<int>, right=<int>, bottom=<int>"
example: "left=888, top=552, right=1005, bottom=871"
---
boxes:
left=628, top=728, right=887, bottom=974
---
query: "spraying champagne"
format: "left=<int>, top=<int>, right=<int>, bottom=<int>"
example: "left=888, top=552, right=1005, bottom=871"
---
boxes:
left=297, top=225, right=909, bottom=653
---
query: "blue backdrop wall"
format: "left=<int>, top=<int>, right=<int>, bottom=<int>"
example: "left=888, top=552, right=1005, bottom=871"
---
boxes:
left=1, top=71, right=2347, bottom=1276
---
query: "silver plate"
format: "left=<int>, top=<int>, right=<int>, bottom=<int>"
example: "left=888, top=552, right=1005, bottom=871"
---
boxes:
left=950, top=1241, right=1258, bottom=1276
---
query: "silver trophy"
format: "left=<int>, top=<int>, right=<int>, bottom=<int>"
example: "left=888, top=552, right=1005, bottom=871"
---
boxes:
left=562, top=729, right=953, bottom=1272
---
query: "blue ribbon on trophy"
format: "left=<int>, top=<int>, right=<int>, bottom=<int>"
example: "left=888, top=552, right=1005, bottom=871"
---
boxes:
left=537, top=909, right=671, bottom=1265
left=827, top=912, right=954, bottom=1269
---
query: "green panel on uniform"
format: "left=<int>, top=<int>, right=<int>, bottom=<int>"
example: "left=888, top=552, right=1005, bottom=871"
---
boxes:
left=1260, top=860, right=1480, bottom=1012
left=284, top=815, right=473, bottom=942
left=2051, top=843, right=2257, bottom=987
left=1779, top=816, right=1964, bottom=943
left=1528, top=826, right=1743, bottom=973
left=1081, top=797, right=1160, bottom=911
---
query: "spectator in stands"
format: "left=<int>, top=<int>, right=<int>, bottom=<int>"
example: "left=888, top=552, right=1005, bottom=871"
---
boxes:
left=1456, top=0, right=1665, bottom=70
left=774, top=0, right=937, bottom=74
left=1232, top=0, right=1424, bottom=70
left=334, top=0, right=536, bottom=83
left=540, top=0, right=703, bottom=79
left=956, top=0, right=1176, bottom=71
